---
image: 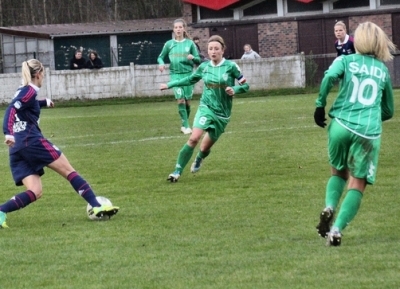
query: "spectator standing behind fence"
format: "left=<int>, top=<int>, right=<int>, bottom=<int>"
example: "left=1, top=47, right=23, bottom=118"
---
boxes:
left=193, top=36, right=208, bottom=62
left=69, top=50, right=86, bottom=70
left=334, top=21, right=356, bottom=56
left=86, top=51, right=104, bottom=69
left=241, top=44, right=261, bottom=60
left=157, top=18, right=201, bottom=135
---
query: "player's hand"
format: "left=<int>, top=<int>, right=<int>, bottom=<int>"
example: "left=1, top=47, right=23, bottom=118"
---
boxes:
left=314, top=107, right=327, bottom=128
left=46, top=98, right=54, bottom=108
left=158, top=65, right=165, bottom=73
left=225, top=87, right=234, bottom=96
left=4, top=136, right=15, bottom=147
left=160, top=84, right=168, bottom=90
left=187, top=54, right=194, bottom=60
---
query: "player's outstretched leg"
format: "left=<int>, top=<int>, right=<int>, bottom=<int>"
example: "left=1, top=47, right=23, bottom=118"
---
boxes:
left=316, top=207, right=334, bottom=238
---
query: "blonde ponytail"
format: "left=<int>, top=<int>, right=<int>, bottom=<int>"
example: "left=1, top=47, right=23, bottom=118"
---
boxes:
left=21, top=59, right=44, bottom=86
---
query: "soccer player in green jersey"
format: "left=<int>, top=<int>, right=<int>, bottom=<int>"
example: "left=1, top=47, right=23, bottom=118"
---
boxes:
left=157, top=18, right=201, bottom=135
left=314, top=22, right=395, bottom=246
left=160, top=35, right=249, bottom=182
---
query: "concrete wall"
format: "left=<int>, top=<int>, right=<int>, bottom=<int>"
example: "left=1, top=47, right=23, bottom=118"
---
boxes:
left=0, top=55, right=305, bottom=103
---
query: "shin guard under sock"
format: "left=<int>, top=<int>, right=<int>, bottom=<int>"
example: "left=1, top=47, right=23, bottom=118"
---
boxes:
left=333, top=189, right=363, bottom=231
left=325, top=175, right=347, bottom=210
left=67, top=172, right=100, bottom=207
left=175, top=144, right=195, bottom=174
left=178, top=103, right=189, bottom=128
left=0, top=190, right=37, bottom=213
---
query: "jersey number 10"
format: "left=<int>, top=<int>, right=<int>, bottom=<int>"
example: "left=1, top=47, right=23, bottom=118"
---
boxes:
left=349, top=76, right=378, bottom=106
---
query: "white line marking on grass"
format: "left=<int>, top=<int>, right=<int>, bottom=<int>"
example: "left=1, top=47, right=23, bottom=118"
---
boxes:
left=0, top=123, right=366, bottom=151
left=49, top=125, right=319, bottom=148
left=75, top=135, right=185, bottom=147
left=0, top=118, right=397, bottom=152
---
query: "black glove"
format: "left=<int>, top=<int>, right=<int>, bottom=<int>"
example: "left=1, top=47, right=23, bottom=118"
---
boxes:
left=314, top=107, right=327, bottom=128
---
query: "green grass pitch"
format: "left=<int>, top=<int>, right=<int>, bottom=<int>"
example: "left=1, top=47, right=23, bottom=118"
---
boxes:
left=0, top=90, right=399, bottom=289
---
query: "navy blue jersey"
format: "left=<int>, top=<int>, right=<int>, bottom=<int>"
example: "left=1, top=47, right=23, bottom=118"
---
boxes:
left=335, top=35, right=356, bottom=56
left=3, top=84, right=48, bottom=154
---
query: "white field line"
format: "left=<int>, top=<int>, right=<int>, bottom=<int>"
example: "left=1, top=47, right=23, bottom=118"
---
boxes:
left=0, top=124, right=315, bottom=152
left=0, top=117, right=398, bottom=151
left=0, top=125, right=316, bottom=151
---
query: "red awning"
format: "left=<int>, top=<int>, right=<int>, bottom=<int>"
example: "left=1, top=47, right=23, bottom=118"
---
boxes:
left=182, top=0, right=240, bottom=10
left=295, top=0, right=315, bottom=3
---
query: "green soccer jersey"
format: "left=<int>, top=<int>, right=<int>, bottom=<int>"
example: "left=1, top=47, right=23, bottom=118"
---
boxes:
left=157, top=38, right=200, bottom=74
left=316, top=54, right=394, bottom=138
left=167, top=58, right=249, bottom=119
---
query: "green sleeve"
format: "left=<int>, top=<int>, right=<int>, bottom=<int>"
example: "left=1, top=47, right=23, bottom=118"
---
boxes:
left=233, top=83, right=249, bottom=94
left=157, top=41, right=170, bottom=65
left=381, top=76, right=394, bottom=121
left=231, top=61, right=249, bottom=94
left=316, top=57, right=345, bottom=107
left=190, top=42, right=201, bottom=65
left=167, top=65, right=203, bottom=88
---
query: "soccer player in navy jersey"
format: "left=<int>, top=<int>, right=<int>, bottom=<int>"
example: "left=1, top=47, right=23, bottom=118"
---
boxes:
left=314, top=22, right=395, bottom=246
left=160, top=35, right=250, bottom=182
left=334, top=21, right=356, bottom=56
left=0, top=59, right=119, bottom=228
left=157, top=18, right=201, bottom=135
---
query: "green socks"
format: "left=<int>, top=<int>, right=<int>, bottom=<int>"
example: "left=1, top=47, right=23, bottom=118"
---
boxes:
left=333, top=189, right=363, bottom=231
left=186, top=105, right=191, bottom=119
left=178, top=103, right=189, bottom=128
left=175, top=144, right=194, bottom=174
left=325, top=175, right=347, bottom=210
left=197, top=150, right=210, bottom=159
left=174, top=147, right=211, bottom=175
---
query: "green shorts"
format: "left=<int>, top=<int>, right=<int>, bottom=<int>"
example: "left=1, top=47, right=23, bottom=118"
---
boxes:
left=171, top=73, right=193, bottom=100
left=193, top=105, right=229, bottom=141
left=328, top=119, right=381, bottom=184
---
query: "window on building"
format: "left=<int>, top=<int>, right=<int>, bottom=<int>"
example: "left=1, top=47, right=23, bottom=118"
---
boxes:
left=380, top=0, right=400, bottom=5
left=243, top=0, right=277, bottom=17
left=392, top=13, right=400, bottom=50
left=200, top=7, right=232, bottom=19
left=287, top=0, right=322, bottom=13
left=333, top=0, right=369, bottom=9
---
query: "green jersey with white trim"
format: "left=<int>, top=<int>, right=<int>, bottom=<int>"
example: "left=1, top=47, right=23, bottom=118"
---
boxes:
left=167, top=58, right=249, bottom=119
left=157, top=38, right=200, bottom=74
left=316, top=54, right=394, bottom=138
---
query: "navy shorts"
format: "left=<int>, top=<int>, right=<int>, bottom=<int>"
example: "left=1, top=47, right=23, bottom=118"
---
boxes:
left=10, top=138, right=62, bottom=186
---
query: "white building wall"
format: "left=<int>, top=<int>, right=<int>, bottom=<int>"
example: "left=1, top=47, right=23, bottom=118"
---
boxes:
left=0, top=55, right=305, bottom=103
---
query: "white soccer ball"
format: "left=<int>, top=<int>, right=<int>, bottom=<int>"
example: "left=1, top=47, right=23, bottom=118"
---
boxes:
left=87, top=196, right=113, bottom=221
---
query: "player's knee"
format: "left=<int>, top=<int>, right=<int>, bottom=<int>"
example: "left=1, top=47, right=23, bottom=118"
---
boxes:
left=30, top=188, right=43, bottom=199
left=187, top=137, right=200, bottom=147
left=332, top=168, right=349, bottom=181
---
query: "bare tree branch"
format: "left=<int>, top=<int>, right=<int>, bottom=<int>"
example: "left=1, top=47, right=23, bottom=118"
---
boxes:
left=0, top=0, right=183, bottom=25
left=29, top=0, right=36, bottom=24
left=43, top=0, right=48, bottom=24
